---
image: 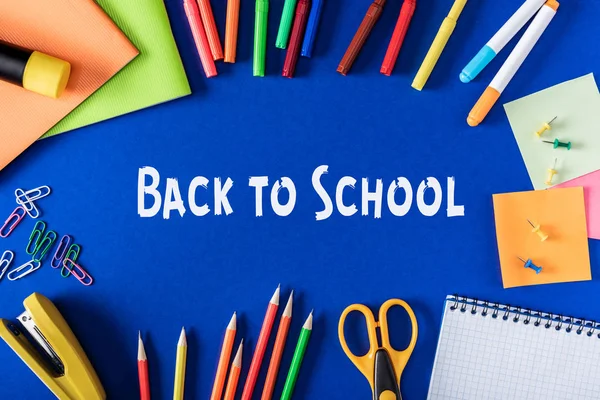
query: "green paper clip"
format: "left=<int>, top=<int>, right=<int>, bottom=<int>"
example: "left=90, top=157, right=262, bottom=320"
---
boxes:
left=26, top=221, right=46, bottom=255
left=32, top=231, right=58, bottom=262
left=61, top=244, right=81, bottom=278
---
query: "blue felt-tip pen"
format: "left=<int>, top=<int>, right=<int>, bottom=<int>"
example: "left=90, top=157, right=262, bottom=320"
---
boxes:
left=301, top=0, right=324, bottom=57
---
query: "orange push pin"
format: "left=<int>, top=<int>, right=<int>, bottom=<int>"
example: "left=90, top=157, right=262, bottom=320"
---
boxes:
left=545, top=158, right=558, bottom=186
left=535, top=116, right=557, bottom=137
left=527, top=219, right=548, bottom=242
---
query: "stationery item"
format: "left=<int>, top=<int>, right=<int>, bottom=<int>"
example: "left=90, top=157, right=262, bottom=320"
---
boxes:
left=276, top=0, right=299, bottom=49
left=527, top=219, right=548, bottom=241
left=0, top=207, right=26, bottom=238
left=51, top=235, right=72, bottom=269
left=26, top=221, right=46, bottom=256
left=223, top=340, right=244, bottom=400
left=0, top=0, right=137, bottom=171
left=553, top=170, right=600, bottom=240
left=0, top=40, right=70, bottom=98
left=45, top=0, right=191, bottom=137
left=412, top=0, right=467, bottom=90
left=254, top=0, right=269, bottom=76
left=7, top=261, right=41, bottom=281
left=225, top=0, right=241, bottom=62
left=544, top=138, right=572, bottom=150
left=428, top=295, right=600, bottom=400
left=63, top=259, right=94, bottom=286
left=0, top=293, right=105, bottom=399
left=61, top=244, right=81, bottom=278
left=460, top=0, right=546, bottom=83
left=467, top=0, right=559, bottom=126
left=535, top=116, right=557, bottom=137
left=184, top=0, right=218, bottom=78
left=173, top=327, right=188, bottom=400
left=337, top=0, right=386, bottom=76
left=138, top=332, right=151, bottom=400
left=198, top=0, right=224, bottom=60
left=380, top=0, right=416, bottom=76
left=545, top=160, right=558, bottom=186
left=505, top=74, right=600, bottom=190
left=0, top=250, right=15, bottom=281
left=339, top=299, right=417, bottom=400
left=518, top=256, right=543, bottom=273
left=241, top=286, right=280, bottom=400
left=261, top=292, right=293, bottom=400
left=280, top=312, right=314, bottom=400
left=15, top=186, right=51, bottom=218
left=282, top=0, right=311, bottom=78
left=210, top=313, right=237, bottom=400
left=493, top=187, right=590, bottom=288
left=32, top=230, right=58, bottom=263
left=301, top=0, right=324, bottom=57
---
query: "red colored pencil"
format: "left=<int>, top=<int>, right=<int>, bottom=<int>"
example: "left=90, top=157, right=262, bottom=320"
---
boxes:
left=381, top=0, right=416, bottom=76
left=184, top=0, right=217, bottom=77
left=282, top=0, right=311, bottom=78
left=138, top=332, right=151, bottom=400
left=197, top=0, right=224, bottom=60
left=240, top=285, right=281, bottom=400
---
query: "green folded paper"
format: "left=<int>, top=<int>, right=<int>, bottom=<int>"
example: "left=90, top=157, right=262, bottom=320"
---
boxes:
left=45, top=0, right=191, bottom=137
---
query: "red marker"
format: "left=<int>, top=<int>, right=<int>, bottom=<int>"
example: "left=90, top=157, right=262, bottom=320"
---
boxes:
left=282, top=0, right=311, bottom=78
left=184, top=0, right=217, bottom=77
left=381, top=0, right=416, bottom=76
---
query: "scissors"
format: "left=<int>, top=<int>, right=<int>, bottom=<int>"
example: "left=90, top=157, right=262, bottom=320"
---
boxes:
left=338, top=299, right=418, bottom=400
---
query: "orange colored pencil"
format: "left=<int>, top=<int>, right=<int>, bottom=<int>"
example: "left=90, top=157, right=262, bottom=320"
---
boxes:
left=210, top=313, right=237, bottom=400
left=138, top=332, right=151, bottom=400
left=197, top=0, right=224, bottom=60
left=223, top=340, right=244, bottom=400
left=224, top=0, right=241, bottom=63
left=260, top=292, right=293, bottom=400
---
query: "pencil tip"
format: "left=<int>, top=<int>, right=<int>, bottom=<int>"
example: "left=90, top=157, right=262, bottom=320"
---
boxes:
left=178, top=327, right=187, bottom=346
left=270, top=285, right=281, bottom=305
left=233, top=340, right=243, bottom=366
left=304, top=311, right=313, bottom=330
left=138, top=332, right=147, bottom=361
left=228, top=312, right=237, bottom=330
left=283, top=292, right=294, bottom=317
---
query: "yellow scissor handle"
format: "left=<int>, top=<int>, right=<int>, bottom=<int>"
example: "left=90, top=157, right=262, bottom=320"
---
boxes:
left=378, top=299, right=418, bottom=386
left=338, top=303, right=379, bottom=390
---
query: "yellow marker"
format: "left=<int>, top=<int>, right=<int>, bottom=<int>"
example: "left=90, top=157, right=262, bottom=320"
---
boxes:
left=528, top=219, right=549, bottom=242
left=536, top=116, right=557, bottom=137
left=545, top=158, right=558, bottom=186
left=412, top=0, right=467, bottom=91
left=173, top=327, right=188, bottom=400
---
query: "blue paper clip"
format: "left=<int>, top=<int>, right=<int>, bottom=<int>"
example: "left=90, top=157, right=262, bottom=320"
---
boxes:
left=26, top=221, right=46, bottom=255
left=0, top=250, right=15, bottom=281
left=32, top=230, right=57, bottom=262
left=7, top=260, right=41, bottom=281
left=61, top=244, right=81, bottom=278
left=51, top=235, right=72, bottom=269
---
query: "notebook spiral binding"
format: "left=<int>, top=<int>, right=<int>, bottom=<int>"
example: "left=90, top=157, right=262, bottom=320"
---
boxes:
left=448, top=294, right=600, bottom=338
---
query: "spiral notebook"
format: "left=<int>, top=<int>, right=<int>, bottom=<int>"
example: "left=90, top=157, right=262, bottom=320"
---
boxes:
left=427, top=295, right=600, bottom=399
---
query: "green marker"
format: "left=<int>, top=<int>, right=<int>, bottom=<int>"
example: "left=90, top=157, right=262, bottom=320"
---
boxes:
left=276, top=0, right=299, bottom=49
left=280, top=311, right=313, bottom=400
left=254, top=0, right=269, bottom=76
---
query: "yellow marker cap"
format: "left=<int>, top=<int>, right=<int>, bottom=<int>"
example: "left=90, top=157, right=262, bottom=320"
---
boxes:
left=22, top=51, right=71, bottom=99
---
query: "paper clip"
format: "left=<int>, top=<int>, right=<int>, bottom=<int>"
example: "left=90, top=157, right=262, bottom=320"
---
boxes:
left=0, top=250, right=15, bottom=281
left=32, top=231, right=58, bottom=262
left=61, top=244, right=81, bottom=278
left=0, top=206, right=26, bottom=238
left=26, top=221, right=46, bottom=255
left=51, top=235, right=72, bottom=268
left=7, top=260, right=41, bottom=281
left=15, top=186, right=51, bottom=219
left=63, top=258, right=94, bottom=286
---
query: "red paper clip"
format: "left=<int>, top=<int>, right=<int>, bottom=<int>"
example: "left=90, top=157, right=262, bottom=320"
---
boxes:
left=0, top=206, right=26, bottom=238
left=64, top=258, right=94, bottom=286
left=381, top=0, right=416, bottom=76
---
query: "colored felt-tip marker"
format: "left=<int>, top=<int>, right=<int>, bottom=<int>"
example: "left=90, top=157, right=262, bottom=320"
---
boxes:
left=283, top=0, right=311, bottom=78
left=197, top=0, right=224, bottom=60
left=381, top=0, right=416, bottom=76
left=225, top=0, right=241, bottom=63
left=301, top=0, right=324, bottom=57
left=460, top=0, right=545, bottom=83
left=184, top=0, right=217, bottom=77
left=276, top=0, right=299, bottom=49
left=337, top=0, right=386, bottom=76
left=254, top=0, right=269, bottom=76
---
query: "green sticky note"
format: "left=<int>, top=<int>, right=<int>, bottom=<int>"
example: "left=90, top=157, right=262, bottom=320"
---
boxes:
left=45, top=0, right=191, bottom=137
left=504, top=73, right=600, bottom=190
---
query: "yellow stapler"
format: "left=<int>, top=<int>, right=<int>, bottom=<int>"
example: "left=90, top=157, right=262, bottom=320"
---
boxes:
left=0, top=293, right=105, bottom=400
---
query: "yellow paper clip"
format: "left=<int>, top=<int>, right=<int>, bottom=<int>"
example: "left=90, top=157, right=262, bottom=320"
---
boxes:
left=535, top=116, right=557, bottom=137
left=0, top=293, right=105, bottom=399
left=527, top=219, right=548, bottom=242
left=545, top=158, right=558, bottom=186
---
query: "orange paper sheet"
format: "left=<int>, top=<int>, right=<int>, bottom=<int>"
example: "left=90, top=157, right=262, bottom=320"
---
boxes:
left=0, top=0, right=138, bottom=171
left=492, top=187, right=591, bottom=288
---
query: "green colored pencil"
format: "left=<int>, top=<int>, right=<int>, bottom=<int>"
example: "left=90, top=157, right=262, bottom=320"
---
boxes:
left=280, top=311, right=313, bottom=400
left=275, top=0, right=299, bottom=49
left=254, top=0, right=269, bottom=76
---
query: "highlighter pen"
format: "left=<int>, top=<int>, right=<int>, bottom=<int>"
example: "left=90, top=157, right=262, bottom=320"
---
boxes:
left=184, top=0, right=218, bottom=77
left=0, top=40, right=70, bottom=98
left=381, top=0, right=416, bottom=76
left=301, top=0, right=324, bottom=57
left=254, top=0, right=269, bottom=76
left=197, top=0, right=224, bottom=60
left=467, top=0, right=558, bottom=127
left=337, top=0, right=386, bottom=76
left=276, top=0, right=299, bottom=49
left=283, top=0, right=311, bottom=77
left=460, top=0, right=545, bottom=83
left=225, top=0, right=241, bottom=62
left=411, top=0, right=467, bottom=91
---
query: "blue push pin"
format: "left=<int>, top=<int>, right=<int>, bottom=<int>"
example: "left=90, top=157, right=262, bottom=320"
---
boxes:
left=518, top=257, right=542, bottom=274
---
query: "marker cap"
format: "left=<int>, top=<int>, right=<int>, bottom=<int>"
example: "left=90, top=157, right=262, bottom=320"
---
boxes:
left=23, top=51, right=71, bottom=98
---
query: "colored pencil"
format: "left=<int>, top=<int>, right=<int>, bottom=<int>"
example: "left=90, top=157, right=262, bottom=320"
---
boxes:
left=282, top=0, right=311, bottom=78
left=225, top=0, right=241, bottom=62
left=254, top=0, right=269, bottom=76
left=276, top=0, right=299, bottom=49
left=223, top=340, right=244, bottom=400
left=173, top=328, right=188, bottom=400
left=197, top=0, right=224, bottom=60
left=138, top=332, right=151, bottom=400
left=280, top=312, right=313, bottom=400
left=183, top=0, right=217, bottom=77
left=210, top=313, right=237, bottom=400
left=241, top=285, right=281, bottom=400
left=261, top=292, right=293, bottom=400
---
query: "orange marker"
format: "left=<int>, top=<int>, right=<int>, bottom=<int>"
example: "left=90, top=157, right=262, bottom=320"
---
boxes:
left=261, top=292, right=293, bottom=400
left=210, top=313, right=237, bottom=400
left=197, top=0, right=224, bottom=60
left=225, top=0, right=241, bottom=62
left=223, top=340, right=243, bottom=400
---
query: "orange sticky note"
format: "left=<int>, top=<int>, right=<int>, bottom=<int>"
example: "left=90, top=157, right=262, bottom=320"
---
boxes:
left=0, top=0, right=138, bottom=171
left=493, top=187, right=591, bottom=289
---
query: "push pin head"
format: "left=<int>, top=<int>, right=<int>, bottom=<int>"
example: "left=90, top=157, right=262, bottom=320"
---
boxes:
left=518, top=256, right=543, bottom=274
left=545, top=158, right=558, bottom=186
left=527, top=219, right=549, bottom=241
left=543, top=138, right=571, bottom=150
left=535, top=116, right=557, bottom=137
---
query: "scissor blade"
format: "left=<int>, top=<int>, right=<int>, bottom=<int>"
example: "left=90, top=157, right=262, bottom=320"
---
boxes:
left=374, top=348, right=401, bottom=400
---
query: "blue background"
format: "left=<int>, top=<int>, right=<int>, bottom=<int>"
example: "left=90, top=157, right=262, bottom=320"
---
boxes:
left=1, top=0, right=599, bottom=398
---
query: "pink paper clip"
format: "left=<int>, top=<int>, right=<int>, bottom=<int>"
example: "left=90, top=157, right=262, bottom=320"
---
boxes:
left=51, top=235, right=72, bottom=268
left=64, top=258, right=94, bottom=286
left=0, top=206, right=26, bottom=238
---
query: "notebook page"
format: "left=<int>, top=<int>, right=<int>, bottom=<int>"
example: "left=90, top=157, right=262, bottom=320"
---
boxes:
left=427, top=297, right=600, bottom=400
